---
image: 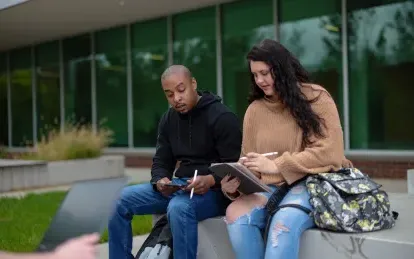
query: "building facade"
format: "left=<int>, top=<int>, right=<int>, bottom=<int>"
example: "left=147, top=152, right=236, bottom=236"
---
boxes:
left=0, top=0, right=413, bottom=178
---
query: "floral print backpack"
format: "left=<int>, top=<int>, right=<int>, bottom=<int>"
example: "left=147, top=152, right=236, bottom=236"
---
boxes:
left=306, top=167, right=399, bottom=232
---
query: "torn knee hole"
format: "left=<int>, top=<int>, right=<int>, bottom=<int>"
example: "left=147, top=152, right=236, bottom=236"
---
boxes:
left=225, top=206, right=264, bottom=224
left=225, top=210, right=252, bottom=224
left=224, top=214, right=247, bottom=224
left=271, top=221, right=290, bottom=248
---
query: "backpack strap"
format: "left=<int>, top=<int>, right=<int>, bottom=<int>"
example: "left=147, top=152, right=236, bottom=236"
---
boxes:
left=277, top=203, right=312, bottom=215
left=263, top=177, right=309, bottom=243
left=265, top=183, right=290, bottom=216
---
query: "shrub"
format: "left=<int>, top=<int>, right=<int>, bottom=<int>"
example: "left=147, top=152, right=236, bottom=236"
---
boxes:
left=26, top=122, right=113, bottom=161
left=0, top=146, right=8, bottom=159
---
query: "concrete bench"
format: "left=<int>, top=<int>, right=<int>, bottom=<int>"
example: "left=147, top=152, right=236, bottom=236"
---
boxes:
left=153, top=192, right=414, bottom=259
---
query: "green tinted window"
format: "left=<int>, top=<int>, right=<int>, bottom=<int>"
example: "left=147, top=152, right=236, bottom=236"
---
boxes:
left=0, top=53, right=8, bottom=146
left=279, top=0, right=343, bottom=116
left=35, top=41, right=60, bottom=140
left=222, top=0, right=275, bottom=120
left=95, top=26, right=128, bottom=147
left=173, top=7, right=217, bottom=93
left=131, top=18, right=169, bottom=147
left=10, top=47, right=33, bottom=146
left=63, top=34, right=92, bottom=126
left=348, top=0, right=414, bottom=149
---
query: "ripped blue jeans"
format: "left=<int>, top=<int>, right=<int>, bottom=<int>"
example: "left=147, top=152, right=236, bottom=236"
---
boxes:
left=226, top=181, right=315, bottom=259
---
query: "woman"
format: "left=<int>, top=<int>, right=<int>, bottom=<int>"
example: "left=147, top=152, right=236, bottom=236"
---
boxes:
left=221, top=39, right=351, bottom=259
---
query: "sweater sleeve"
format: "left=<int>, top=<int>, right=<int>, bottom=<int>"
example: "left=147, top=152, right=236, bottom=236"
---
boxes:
left=240, top=104, right=256, bottom=158
left=271, top=92, right=345, bottom=184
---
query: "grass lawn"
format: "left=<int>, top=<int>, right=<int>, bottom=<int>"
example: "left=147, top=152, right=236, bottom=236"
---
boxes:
left=0, top=188, right=152, bottom=252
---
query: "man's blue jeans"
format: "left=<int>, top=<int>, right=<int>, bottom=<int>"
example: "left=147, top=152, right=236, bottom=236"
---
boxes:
left=108, top=178, right=228, bottom=259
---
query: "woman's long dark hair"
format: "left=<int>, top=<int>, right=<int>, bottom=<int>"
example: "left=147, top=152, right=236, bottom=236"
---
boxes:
left=247, top=39, right=326, bottom=148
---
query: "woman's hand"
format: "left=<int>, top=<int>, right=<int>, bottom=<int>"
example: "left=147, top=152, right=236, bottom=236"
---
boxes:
left=242, top=152, right=279, bottom=174
left=221, top=175, right=241, bottom=194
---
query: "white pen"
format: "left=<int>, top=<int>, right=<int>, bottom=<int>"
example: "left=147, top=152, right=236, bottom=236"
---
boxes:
left=190, top=169, right=198, bottom=199
left=239, top=152, right=278, bottom=161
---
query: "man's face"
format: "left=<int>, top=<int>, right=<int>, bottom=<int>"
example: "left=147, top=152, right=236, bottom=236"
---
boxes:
left=162, top=73, right=198, bottom=114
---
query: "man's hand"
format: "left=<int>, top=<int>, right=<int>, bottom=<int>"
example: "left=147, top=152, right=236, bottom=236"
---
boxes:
left=185, top=175, right=215, bottom=195
left=52, top=233, right=99, bottom=259
left=156, top=177, right=180, bottom=197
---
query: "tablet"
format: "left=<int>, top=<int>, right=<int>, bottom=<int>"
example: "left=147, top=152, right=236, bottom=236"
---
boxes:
left=209, top=163, right=272, bottom=194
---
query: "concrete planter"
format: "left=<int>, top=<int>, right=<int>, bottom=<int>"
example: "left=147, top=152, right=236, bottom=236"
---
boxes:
left=0, top=160, right=48, bottom=192
left=0, top=155, right=124, bottom=192
left=46, top=155, right=124, bottom=186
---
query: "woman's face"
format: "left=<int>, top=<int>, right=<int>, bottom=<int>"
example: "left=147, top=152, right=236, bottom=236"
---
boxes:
left=250, top=60, right=276, bottom=97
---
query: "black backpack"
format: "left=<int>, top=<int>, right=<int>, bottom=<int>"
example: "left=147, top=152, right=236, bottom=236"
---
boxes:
left=135, top=215, right=173, bottom=259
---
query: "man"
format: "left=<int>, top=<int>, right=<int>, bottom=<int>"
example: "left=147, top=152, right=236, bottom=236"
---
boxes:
left=108, top=65, right=242, bottom=259
left=0, top=233, right=99, bottom=259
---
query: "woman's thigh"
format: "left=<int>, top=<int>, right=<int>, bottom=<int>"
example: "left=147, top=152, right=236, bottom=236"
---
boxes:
left=279, top=181, right=312, bottom=209
left=264, top=181, right=315, bottom=258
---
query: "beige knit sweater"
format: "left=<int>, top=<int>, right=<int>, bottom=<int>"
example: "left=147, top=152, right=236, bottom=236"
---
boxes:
left=241, top=83, right=352, bottom=185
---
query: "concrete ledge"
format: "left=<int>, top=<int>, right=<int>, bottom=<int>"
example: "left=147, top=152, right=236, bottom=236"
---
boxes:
left=0, top=159, right=48, bottom=192
left=0, top=155, right=125, bottom=192
left=47, top=155, right=125, bottom=186
left=151, top=193, right=414, bottom=259
left=0, top=159, right=46, bottom=168
left=299, top=193, right=414, bottom=259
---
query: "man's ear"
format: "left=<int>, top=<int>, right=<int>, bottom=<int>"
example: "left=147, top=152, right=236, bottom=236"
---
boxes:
left=192, top=77, right=197, bottom=90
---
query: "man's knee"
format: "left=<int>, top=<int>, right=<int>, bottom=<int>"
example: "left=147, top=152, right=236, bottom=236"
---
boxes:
left=115, top=183, right=152, bottom=217
left=112, top=187, right=133, bottom=218
left=167, top=195, right=193, bottom=219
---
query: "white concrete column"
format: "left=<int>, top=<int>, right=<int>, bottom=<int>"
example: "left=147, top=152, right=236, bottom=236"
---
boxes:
left=407, top=169, right=414, bottom=194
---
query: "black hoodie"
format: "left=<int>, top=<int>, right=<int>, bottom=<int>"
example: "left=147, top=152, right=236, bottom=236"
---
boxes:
left=151, top=91, right=242, bottom=188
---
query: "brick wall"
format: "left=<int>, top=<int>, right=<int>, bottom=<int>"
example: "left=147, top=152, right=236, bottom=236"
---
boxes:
left=125, top=155, right=153, bottom=168
left=351, top=159, right=414, bottom=179
left=125, top=155, right=414, bottom=179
